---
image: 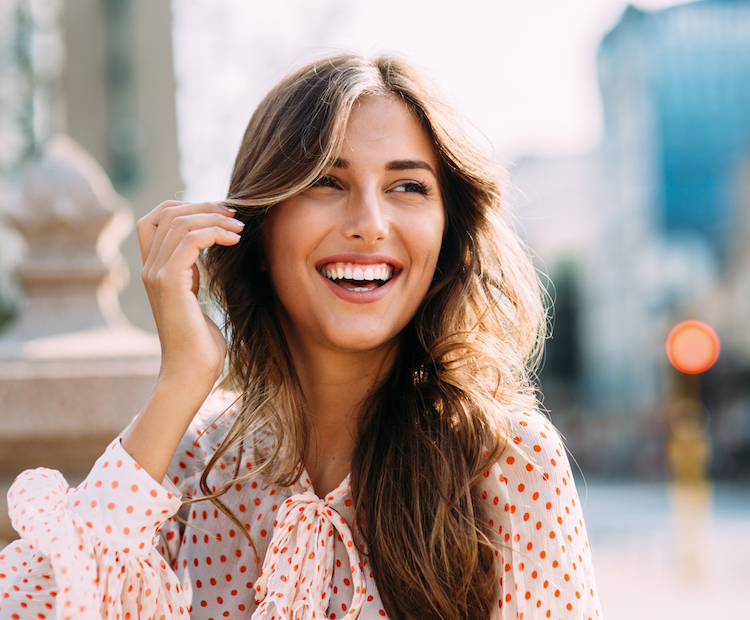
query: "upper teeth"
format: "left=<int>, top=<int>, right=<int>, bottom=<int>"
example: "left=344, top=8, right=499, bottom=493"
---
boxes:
left=321, top=262, right=394, bottom=282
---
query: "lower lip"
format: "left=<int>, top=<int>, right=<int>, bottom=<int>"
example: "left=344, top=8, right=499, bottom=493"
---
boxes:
left=319, top=271, right=400, bottom=304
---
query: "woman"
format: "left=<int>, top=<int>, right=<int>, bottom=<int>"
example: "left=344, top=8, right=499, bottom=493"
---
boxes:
left=0, top=54, right=601, bottom=620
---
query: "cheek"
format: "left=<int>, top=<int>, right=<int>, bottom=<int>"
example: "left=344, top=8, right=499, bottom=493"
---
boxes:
left=435, top=210, right=447, bottom=256
left=418, top=212, right=446, bottom=296
left=402, top=211, right=445, bottom=303
left=263, top=203, right=320, bottom=277
left=262, top=232, right=298, bottom=307
left=419, top=209, right=446, bottom=267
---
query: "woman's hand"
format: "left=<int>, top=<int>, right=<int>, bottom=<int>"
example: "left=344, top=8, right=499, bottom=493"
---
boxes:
left=122, top=200, right=244, bottom=482
left=137, top=200, right=244, bottom=385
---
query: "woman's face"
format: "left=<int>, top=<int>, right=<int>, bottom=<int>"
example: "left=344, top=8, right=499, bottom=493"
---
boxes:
left=263, top=96, right=445, bottom=358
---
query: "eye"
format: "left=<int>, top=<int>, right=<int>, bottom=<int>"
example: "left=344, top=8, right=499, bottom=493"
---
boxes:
left=391, top=181, right=430, bottom=195
left=312, top=175, right=340, bottom=189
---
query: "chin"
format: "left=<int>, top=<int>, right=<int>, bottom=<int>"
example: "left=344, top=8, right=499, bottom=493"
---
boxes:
left=321, top=323, right=402, bottom=355
left=333, top=335, right=398, bottom=354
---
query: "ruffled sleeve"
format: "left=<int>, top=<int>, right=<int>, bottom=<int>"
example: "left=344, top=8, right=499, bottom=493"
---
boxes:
left=484, top=409, right=602, bottom=620
left=0, top=439, right=191, bottom=620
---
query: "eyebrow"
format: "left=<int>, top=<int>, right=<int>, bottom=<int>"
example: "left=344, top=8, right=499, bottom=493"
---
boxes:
left=331, top=158, right=437, bottom=176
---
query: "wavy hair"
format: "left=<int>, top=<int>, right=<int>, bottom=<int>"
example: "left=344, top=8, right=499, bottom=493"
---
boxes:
left=200, top=53, right=546, bottom=620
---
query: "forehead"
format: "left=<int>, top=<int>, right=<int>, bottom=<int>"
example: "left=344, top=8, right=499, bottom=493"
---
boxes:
left=336, top=97, right=438, bottom=169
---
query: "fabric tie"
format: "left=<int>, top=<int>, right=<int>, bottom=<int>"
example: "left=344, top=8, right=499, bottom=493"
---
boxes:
left=253, top=483, right=366, bottom=620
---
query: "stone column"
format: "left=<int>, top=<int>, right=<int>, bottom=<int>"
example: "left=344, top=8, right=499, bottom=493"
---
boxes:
left=0, top=136, right=161, bottom=543
left=60, top=0, right=184, bottom=334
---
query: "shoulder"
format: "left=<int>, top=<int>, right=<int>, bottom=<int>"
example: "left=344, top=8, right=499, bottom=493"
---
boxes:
left=195, top=390, right=241, bottom=431
left=504, top=408, right=566, bottom=465
left=480, top=409, right=601, bottom=617
left=482, top=407, right=573, bottom=499
left=185, top=389, right=243, bottom=456
left=165, top=390, right=242, bottom=495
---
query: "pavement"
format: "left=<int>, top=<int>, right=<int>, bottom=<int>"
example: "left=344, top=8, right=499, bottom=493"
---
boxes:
left=582, top=480, right=750, bottom=619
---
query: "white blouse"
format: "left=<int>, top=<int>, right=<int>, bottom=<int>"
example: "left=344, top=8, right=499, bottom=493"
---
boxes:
left=0, top=392, right=602, bottom=619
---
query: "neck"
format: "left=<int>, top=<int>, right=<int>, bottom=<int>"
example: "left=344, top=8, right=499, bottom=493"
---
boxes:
left=286, top=338, right=397, bottom=497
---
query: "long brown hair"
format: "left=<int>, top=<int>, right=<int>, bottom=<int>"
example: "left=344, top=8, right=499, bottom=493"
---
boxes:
left=201, top=53, right=546, bottom=620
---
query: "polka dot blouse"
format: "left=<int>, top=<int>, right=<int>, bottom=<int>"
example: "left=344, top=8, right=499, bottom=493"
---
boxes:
left=0, top=392, right=602, bottom=619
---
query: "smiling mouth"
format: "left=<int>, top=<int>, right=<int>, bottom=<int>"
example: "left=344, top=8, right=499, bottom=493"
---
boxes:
left=319, top=261, right=395, bottom=292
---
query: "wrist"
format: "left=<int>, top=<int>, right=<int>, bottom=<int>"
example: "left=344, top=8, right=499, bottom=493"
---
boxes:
left=157, top=357, right=224, bottom=396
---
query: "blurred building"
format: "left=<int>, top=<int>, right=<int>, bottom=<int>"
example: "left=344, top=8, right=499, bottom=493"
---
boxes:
left=514, top=0, right=750, bottom=477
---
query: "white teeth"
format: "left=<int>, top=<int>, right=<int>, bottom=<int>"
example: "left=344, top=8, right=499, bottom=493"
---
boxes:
left=320, top=262, right=394, bottom=283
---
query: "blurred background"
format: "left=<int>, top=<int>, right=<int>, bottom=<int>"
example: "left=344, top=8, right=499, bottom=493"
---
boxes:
left=1, top=0, right=749, bottom=617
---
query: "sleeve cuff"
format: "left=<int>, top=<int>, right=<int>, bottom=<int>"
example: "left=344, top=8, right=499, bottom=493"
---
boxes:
left=66, top=438, right=183, bottom=558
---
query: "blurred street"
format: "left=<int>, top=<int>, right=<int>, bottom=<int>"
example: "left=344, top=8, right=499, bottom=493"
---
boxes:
left=584, top=480, right=750, bottom=618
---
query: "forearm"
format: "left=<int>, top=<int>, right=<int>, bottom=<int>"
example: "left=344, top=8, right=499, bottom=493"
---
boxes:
left=124, top=201, right=240, bottom=482
left=121, top=373, right=216, bottom=483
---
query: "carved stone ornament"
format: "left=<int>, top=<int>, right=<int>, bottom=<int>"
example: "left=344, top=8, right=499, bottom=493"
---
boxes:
left=0, top=135, right=159, bottom=360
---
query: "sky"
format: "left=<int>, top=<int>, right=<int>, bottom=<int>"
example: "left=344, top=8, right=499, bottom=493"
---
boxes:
left=172, top=0, right=690, bottom=200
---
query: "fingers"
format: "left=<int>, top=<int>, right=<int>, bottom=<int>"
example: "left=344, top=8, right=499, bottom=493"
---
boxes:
left=142, top=215, right=244, bottom=302
left=148, top=221, right=242, bottom=289
left=137, top=200, right=182, bottom=264
left=136, top=201, right=238, bottom=264
left=148, top=205, right=241, bottom=270
left=139, top=202, right=244, bottom=314
left=147, top=211, right=243, bottom=270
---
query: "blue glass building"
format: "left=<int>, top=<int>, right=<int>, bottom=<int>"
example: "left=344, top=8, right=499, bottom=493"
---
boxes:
left=600, top=0, right=750, bottom=263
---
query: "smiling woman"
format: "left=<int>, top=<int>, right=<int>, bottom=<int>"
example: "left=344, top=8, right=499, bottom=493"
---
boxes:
left=0, top=54, right=602, bottom=620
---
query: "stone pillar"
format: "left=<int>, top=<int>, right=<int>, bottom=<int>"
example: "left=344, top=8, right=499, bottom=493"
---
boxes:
left=0, top=135, right=161, bottom=543
left=60, top=0, right=184, bottom=334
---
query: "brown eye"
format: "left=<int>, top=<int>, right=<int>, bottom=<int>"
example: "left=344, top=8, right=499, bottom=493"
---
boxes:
left=313, top=175, right=339, bottom=189
left=392, top=181, right=429, bottom=195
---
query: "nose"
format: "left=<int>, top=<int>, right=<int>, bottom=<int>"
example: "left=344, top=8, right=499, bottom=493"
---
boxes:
left=342, top=186, right=388, bottom=243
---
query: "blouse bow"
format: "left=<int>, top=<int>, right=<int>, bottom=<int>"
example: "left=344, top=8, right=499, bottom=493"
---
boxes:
left=253, top=481, right=366, bottom=620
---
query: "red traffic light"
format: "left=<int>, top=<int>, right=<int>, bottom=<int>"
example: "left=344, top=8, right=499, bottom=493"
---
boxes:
left=666, top=320, right=720, bottom=374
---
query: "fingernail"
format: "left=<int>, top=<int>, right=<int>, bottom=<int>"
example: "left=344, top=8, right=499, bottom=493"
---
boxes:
left=231, top=218, right=245, bottom=227
left=219, top=204, right=236, bottom=212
